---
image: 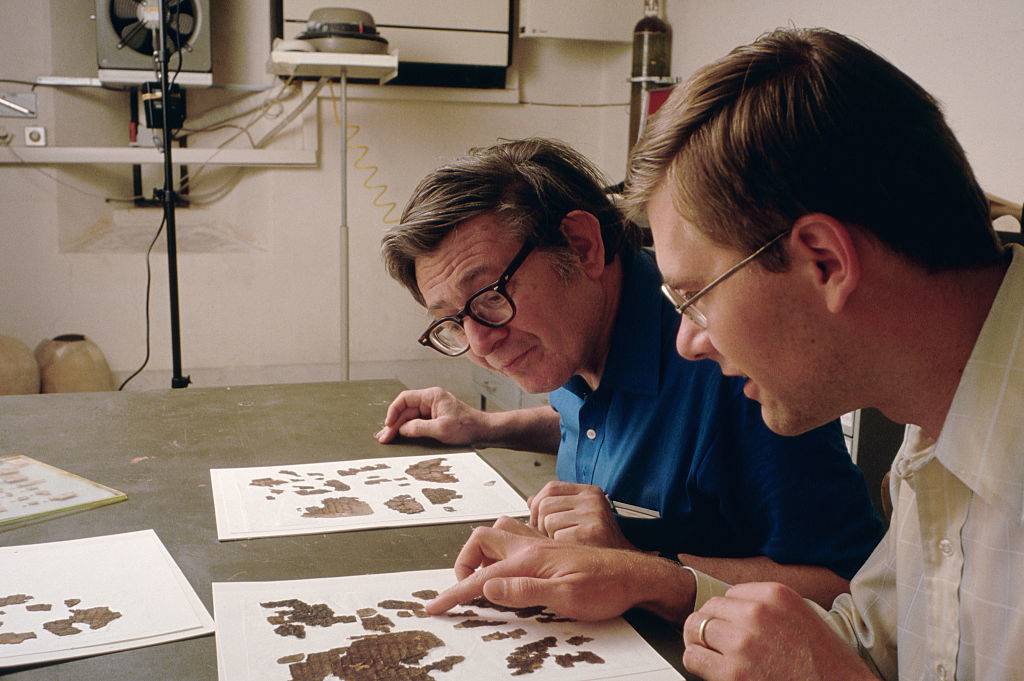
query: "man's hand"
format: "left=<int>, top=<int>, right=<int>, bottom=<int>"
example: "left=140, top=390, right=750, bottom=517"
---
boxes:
left=682, top=582, right=876, bottom=681
left=375, top=387, right=489, bottom=445
left=426, top=517, right=695, bottom=624
left=528, top=481, right=635, bottom=550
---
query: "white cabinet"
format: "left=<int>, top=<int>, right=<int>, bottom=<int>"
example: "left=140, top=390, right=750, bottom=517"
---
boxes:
left=472, top=364, right=548, bottom=411
left=519, top=0, right=644, bottom=42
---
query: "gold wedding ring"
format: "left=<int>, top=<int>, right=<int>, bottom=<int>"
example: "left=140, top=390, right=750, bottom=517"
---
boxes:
left=697, top=616, right=713, bottom=648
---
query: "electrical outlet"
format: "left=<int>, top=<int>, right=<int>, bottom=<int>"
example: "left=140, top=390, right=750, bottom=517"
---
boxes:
left=24, top=126, right=46, bottom=146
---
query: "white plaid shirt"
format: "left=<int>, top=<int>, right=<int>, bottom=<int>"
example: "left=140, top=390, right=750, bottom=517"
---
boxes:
left=688, top=244, right=1024, bottom=680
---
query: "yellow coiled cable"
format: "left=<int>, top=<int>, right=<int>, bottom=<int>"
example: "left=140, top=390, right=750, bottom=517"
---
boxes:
left=329, top=81, right=399, bottom=225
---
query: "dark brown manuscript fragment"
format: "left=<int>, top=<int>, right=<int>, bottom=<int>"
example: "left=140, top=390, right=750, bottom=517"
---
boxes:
left=404, top=458, right=457, bottom=484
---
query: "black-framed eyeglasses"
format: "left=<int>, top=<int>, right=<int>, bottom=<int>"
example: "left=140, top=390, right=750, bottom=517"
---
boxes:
left=661, top=230, right=789, bottom=329
left=418, top=241, right=536, bottom=356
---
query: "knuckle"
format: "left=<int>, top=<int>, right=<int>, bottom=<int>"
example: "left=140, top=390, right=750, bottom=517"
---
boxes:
left=763, top=581, right=795, bottom=604
left=493, top=515, right=517, bottom=531
left=469, top=525, right=492, bottom=542
left=705, top=596, right=728, bottom=611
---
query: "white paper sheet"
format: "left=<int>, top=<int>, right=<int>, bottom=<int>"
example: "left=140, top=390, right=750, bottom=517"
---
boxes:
left=0, top=454, right=126, bottom=529
left=0, top=529, right=215, bottom=668
left=213, top=569, right=684, bottom=681
left=209, top=451, right=530, bottom=541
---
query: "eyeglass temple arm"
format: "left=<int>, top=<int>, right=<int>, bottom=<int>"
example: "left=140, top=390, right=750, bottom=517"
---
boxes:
left=681, top=229, right=789, bottom=306
left=497, top=241, right=536, bottom=285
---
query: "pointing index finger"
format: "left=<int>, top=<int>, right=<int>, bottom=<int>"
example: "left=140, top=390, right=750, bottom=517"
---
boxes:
left=427, top=526, right=531, bottom=614
left=426, top=573, right=486, bottom=615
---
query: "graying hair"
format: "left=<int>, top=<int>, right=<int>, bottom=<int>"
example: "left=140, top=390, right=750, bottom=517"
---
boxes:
left=381, top=138, right=640, bottom=305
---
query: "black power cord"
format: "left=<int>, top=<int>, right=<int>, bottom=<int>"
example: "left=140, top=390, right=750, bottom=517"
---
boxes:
left=118, top=214, right=166, bottom=390
left=170, top=0, right=184, bottom=87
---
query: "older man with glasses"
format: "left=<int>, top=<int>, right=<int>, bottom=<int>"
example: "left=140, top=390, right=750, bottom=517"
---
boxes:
left=377, top=137, right=883, bottom=610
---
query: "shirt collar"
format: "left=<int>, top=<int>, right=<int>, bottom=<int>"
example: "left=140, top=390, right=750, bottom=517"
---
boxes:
left=564, top=248, right=663, bottom=398
left=932, top=244, right=1024, bottom=523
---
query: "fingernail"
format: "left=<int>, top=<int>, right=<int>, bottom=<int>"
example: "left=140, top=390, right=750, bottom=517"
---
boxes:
left=487, top=579, right=506, bottom=599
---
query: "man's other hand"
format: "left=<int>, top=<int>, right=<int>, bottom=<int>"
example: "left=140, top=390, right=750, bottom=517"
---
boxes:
left=529, top=481, right=635, bottom=550
left=682, top=582, right=876, bottom=681
left=376, top=387, right=489, bottom=445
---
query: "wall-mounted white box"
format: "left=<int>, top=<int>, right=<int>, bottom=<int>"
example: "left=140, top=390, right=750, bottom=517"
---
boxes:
left=519, top=0, right=644, bottom=42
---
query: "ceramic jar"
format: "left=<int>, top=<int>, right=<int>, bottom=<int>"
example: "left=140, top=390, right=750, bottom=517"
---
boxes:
left=0, top=335, right=40, bottom=395
left=34, top=334, right=115, bottom=393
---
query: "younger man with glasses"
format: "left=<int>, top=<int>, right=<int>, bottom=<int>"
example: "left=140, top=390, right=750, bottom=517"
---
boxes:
left=378, top=138, right=883, bottom=608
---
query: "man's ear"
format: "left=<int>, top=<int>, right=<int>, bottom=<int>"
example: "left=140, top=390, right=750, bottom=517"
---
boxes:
left=789, top=213, right=861, bottom=314
left=560, top=210, right=606, bottom=278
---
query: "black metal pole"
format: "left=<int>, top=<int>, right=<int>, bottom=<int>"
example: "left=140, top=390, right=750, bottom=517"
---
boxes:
left=158, top=0, right=190, bottom=389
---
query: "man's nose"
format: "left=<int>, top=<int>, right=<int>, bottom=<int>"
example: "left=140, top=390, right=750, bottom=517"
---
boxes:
left=463, top=316, right=507, bottom=357
left=675, top=318, right=715, bottom=362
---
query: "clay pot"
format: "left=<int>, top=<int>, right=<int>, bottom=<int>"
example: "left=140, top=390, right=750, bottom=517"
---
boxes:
left=35, top=334, right=115, bottom=393
left=0, top=335, right=40, bottom=395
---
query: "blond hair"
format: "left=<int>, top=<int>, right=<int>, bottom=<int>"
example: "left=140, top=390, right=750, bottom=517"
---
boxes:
left=624, top=28, right=999, bottom=272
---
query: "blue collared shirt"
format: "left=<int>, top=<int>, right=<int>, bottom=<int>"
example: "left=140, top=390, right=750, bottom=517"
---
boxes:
left=549, top=248, right=884, bottom=579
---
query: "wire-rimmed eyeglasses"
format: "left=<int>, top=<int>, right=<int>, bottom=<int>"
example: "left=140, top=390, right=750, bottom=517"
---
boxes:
left=418, top=241, right=536, bottom=356
left=661, top=230, right=789, bottom=329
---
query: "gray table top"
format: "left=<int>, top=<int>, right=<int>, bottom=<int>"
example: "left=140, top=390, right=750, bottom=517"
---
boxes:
left=0, top=379, right=684, bottom=679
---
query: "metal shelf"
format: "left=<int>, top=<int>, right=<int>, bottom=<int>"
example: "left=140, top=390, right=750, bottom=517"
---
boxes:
left=0, top=146, right=315, bottom=166
left=268, top=50, right=398, bottom=82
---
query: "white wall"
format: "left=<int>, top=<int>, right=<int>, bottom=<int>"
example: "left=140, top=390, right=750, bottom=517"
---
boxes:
left=666, top=0, right=1024, bottom=205
left=0, top=0, right=631, bottom=399
left=6, top=1, right=1018, bottom=398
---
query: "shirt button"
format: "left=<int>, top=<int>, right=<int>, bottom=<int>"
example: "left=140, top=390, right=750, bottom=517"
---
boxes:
left=585, top=428, right=597, bottom=440
left=939, top=539, right=954, bottom=557
left=935, top=663, right=947, bottom=680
